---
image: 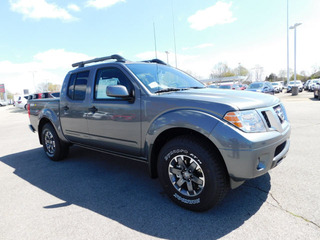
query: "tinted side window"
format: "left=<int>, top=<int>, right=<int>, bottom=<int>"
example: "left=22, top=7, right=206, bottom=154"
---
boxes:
left=95, top=68, right=132, bottom=100
left=68, top=71, right=89, bottom=100
left=67, top=74, right=76, bottom=99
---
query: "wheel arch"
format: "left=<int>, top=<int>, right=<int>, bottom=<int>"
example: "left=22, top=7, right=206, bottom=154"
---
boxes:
left=38, top=118, right=52, bottom=145
left=148, top=127, right=228, bottom=181
left=38, top=117, right=69, bottom=145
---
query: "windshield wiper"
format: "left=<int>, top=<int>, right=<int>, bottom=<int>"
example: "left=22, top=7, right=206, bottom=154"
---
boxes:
left=189, top=86, right=206, bottom=89
left=154, top=87, right=203, bottom=94
left=154, top=88, right=184, bottom=93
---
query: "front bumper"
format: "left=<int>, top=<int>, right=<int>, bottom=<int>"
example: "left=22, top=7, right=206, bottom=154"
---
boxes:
left=210, top=104, right=291, bottom=187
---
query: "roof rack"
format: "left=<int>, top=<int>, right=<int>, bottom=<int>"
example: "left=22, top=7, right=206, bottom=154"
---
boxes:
left=142, top=59, right=167, bottom=65
left=72, top=54, right=126, bottom=68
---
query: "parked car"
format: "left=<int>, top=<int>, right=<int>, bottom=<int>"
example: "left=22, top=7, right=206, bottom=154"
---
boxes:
left=50, top=92, right=60, bottom=98
left=286, top=80, right=303, bottom=93
left=304, top=80, right=311, bottom=90
left=28, top=54, right=291, bottom=211
left=15, top=95, right=28, bottom=109
left=207, top=84, right=218, bottom=88
left=238, top=84, right=248, bottom=90
left=271, top=82, right=283, bottom=93
left=28, top=91, right=60, bottom=100
left=246, top=82, right=275, bottom=95
left=308, top=79, right=320, bottom=92
left=314, top=82, right=320, bottom=100
left=219, top=84, right=240, bottom=90
left=0, top=100, right=8, bottom=106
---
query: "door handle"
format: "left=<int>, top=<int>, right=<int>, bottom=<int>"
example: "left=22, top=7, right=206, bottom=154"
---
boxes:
left=88, top=106, right=98, bottom=113
left=63, top=105, right=69, bottom=111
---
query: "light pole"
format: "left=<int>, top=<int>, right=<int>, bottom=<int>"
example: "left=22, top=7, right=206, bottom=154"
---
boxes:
left=286, top=0, right=289, bottom=88
left=165, top=51, right=170, bottom=64
left=289, top=23, right=302, bottom=95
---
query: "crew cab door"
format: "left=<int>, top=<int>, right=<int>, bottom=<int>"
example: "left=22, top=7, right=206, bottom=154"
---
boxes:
left=60, top=71, right=90, bottom=143
left=86, top=66, right=141, bottom=156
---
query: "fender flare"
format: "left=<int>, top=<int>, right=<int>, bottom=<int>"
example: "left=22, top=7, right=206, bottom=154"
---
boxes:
left=37, top=108, right=69, bottom=144
left=144, top=109, right=222, bottom=177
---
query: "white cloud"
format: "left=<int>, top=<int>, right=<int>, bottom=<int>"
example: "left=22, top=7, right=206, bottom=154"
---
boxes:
left=188, top=1, right=236, bottom=31
left=67, top=4, right=81, bottom=12
left=0, top=49, right=90, bottom=94
left=86, top=0, right=125, bottom=9
left=9, top=0, right=75, bottom=20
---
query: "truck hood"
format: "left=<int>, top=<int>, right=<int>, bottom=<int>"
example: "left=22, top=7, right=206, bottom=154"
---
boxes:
left=158, top=88, right=280, bottom=110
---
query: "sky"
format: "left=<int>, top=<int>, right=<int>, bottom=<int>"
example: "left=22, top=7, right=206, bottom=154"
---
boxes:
left=1, top=0, right=320, bottom=94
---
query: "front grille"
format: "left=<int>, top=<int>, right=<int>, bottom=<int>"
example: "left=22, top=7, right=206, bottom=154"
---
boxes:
left=257, top=103, right=288, bottom=132
left=261, top=111, right=271, bottom=128
left=273, top=105, right=285, bottom=124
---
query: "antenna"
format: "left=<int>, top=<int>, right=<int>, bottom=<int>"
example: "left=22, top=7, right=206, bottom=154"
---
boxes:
left=153, top=22, right=158, bottom=59
left=171, top=0, right=177, bottom=68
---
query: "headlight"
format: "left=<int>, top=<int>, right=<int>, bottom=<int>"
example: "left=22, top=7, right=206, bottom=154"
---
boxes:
left=223, top=110, right=266, bottom=133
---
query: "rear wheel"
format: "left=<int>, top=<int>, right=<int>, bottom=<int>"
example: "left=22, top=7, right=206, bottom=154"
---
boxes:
left=157, top=136, right=229, bottom=211
left=41, top=123, right=69, bottom=161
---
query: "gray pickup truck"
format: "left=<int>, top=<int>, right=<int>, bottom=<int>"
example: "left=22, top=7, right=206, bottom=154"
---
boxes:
left=28, top=54, right=291, bottom=211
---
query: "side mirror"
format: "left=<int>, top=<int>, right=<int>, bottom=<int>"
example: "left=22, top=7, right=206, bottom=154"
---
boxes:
left=107, top=85, right=130, bottom=97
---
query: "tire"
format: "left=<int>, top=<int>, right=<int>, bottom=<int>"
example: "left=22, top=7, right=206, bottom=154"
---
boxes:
left=41, top=123, right=69, bottom=161
left=157, top=136, right=229, bottom=211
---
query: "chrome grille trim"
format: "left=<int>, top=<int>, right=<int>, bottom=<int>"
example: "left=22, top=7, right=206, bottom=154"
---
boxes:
left=256, top=103, right=289, bottom=133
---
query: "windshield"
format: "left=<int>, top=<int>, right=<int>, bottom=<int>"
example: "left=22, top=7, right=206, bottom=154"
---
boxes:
left=248, top=83, right=263, bottom=89
left=126, top=63, right=204, bottom=94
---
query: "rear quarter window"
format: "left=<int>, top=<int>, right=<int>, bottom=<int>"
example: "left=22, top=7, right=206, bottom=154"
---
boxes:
left=67, top=71, right=89, bottom=100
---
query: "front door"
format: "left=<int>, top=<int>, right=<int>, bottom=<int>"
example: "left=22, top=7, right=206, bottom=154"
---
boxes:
left=86, top=67, right=141, bottom=156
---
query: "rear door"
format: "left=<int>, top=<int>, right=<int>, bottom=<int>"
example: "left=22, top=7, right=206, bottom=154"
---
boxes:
left=60, top=71, right=90, bottom=143
left=86, top=66, right=141, bottom=156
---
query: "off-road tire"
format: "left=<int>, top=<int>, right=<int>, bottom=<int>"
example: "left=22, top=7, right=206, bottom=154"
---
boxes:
left=41, top=123, right=69, bottom=161
left=157, top=135, right=229, bottom=211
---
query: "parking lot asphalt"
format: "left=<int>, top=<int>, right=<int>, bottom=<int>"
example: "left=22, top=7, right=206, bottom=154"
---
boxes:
left=0, top=91, right=319, bottom=240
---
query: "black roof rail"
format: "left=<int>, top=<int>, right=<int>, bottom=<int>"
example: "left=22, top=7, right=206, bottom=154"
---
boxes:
left=72, top=54, right=126, bottom=68
left=142, top=59, right=167, bottom=65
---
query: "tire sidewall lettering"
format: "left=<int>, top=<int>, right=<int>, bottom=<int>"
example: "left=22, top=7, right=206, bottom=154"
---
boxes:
left=164, top=148, right=203, bottom=166
left=173, top=193, right=200, bottom=205
left=163, top=147, right=206, bottom=205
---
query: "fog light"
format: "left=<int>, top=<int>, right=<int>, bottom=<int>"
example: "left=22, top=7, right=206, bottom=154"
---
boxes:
left=256, top=158, right=266, bottom=171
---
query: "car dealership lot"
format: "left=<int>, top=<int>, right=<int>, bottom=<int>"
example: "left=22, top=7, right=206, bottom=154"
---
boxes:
left=1, top=91, right=319, bottom=240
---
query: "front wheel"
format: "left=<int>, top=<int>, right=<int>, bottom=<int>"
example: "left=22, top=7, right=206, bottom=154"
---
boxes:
left=41, top=123, right=69, bottom=161
left=157, top=136, right=229, bottom=211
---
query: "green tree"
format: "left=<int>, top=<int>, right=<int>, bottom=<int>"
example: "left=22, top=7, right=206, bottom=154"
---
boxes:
left=48, top=83, right=61, bottom=92
left=210, top=62, right=235, bottom=78
left=266, top=73, right=277, bottom=82
left=290, top=74, right=304, bottom=81
left=235, top=64, right=249, bottom=76
left=36, top=82, right=61, bottom=92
